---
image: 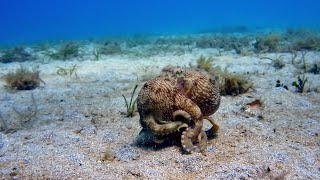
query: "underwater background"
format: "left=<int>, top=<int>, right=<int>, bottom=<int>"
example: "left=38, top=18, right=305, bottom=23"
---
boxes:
left=1, top=0, right=320, bottom=179
left=1, top=0, right=320, bottom=45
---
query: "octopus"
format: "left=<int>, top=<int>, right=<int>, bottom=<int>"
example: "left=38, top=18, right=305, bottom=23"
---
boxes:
left=137, top=66, right=221, bottom=153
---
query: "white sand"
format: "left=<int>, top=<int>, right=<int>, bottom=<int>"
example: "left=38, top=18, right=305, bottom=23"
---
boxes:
left=0, top=47, right=319, bottom=179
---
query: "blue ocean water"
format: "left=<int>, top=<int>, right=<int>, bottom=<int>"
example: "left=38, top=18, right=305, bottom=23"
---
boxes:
left=0, top=0, right=319, bottom=45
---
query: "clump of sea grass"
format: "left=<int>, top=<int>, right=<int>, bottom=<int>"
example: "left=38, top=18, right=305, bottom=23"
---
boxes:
left=0, top=46, right=33, bottom=63
left=196, top=55, right=214, bottom=72
left=43, top=42, right=80, bottom=60
left=195, top=34, right=252, bottom=54
left=3, top=66, right=44, bottom=90
left=58, top=42, right=80, bottom=60
left=218, top=73, right=252, bottom=96
left=282, top=28, right=320, bottom=51
left=291, top=36, right=320, bottom=51
left=100, top=41, right=122, bottom=55
left=254, top=34, right=281, bottom=53
left=193, top=55, right=252, bottom=96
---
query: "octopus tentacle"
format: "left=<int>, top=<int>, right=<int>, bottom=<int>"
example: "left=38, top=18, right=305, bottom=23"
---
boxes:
left=143, top=114, right=188, bottom=135
left=204, top=116, right=220, bottom=136
left=174, top=94, right=204, bottom=153
left=154, top=110, right=191, bottom=125
left=198, top=130, right=208, bottom=152
left=172, top=110, right=192, bottom=123
left=181, top=128, right=207, bottom=153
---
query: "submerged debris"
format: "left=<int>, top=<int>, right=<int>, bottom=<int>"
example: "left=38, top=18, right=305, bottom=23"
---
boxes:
left=246, top=99, right=263, bottom=109
left=102, top=148, right=117, bottom=161
left=308, top=64, right=320, bottom=74
left=275, top=80, right=288, bottom=90
left=241, top=99, right=264, bottom=117
left=272, top=59, right=285, bottom=69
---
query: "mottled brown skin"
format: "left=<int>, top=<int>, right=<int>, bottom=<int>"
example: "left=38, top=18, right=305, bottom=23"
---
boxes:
left=137, top=66, right=220, bottom=153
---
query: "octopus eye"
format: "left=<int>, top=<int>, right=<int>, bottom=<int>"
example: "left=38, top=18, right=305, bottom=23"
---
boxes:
left=174, top=68, right=183, bottom=75
left=209, top=78, right=216, bottom=85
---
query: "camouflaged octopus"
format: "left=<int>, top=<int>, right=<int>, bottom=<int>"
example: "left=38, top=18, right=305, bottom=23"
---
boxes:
left=137, top=66, right=221, bottom=153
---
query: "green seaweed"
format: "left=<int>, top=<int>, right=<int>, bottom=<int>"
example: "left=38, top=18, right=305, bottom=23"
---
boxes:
left=292, top=75, right=308, bottom=93
left=122, top=84, right=138, bottom=117
left=91, top=48, right=102, bottom=61
left=56, top=64, right=79, bottom=76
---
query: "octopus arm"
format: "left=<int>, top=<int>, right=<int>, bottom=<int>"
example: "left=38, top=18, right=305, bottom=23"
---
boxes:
left=142, top=114, right=188, bottom=135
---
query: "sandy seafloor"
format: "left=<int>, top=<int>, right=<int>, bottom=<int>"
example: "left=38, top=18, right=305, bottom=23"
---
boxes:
left=0, top=45, right=319, bottom=179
